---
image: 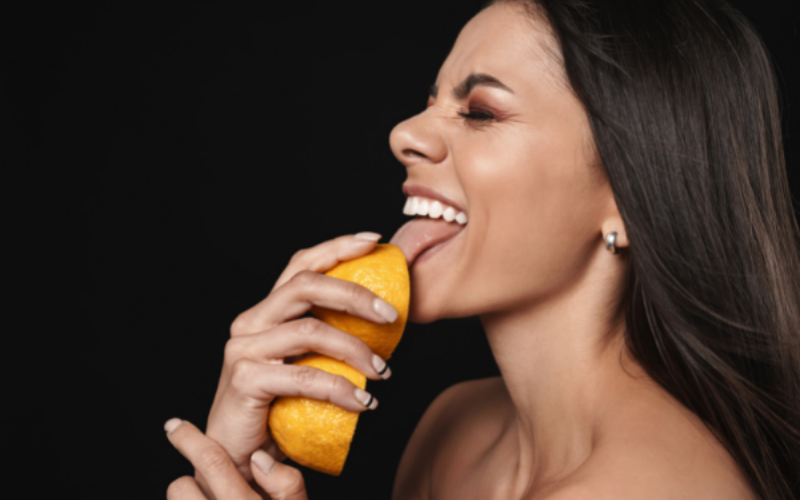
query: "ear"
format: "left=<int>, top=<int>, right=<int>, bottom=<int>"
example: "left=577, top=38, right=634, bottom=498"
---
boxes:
left=600, top=199, right=629, bottom=250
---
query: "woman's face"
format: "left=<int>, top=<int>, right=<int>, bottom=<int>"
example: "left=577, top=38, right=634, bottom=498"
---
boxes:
left=389, top=3, right=615, bottom=323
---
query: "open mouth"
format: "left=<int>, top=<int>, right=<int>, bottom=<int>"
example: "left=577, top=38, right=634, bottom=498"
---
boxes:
left=389, top=194, right=468, bottom=266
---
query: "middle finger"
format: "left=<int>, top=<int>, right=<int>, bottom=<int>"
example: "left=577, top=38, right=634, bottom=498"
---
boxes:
left=236, top=270, right=398, bottom=334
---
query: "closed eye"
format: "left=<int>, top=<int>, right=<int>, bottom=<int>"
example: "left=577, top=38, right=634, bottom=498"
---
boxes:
left=458, top=109, right=494, bottom=123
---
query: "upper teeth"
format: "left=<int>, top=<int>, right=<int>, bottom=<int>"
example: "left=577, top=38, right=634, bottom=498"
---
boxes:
left=403, top=196, right=468, bottom=225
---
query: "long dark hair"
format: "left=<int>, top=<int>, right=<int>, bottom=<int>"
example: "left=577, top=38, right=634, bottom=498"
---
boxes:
left=487, top=0, right=800, bottom=498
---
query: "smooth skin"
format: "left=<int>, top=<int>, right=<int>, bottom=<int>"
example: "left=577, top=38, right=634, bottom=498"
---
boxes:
left=166, top=3, right=756, bottom=499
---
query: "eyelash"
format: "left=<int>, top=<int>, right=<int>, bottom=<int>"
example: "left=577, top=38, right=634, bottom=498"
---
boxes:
left=458, top=109, right=495, bottom=124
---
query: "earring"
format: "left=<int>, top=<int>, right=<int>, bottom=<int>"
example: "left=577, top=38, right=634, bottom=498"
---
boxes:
left=605, top=232, right=620, bottom=255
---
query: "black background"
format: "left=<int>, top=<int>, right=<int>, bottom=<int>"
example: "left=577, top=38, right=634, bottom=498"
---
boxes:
left=3, top=0, right=797, bottom=498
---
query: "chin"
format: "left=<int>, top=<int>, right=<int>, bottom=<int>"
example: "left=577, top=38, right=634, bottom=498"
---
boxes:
left=404, top=233, right=479, bottom=322
left=407, top=285, right=443, bottom=324
left=408, top=306, right=441, bottom=324
left=407, top=279, right=479, bottom=323
left=408, top=277, right=462, bottom=323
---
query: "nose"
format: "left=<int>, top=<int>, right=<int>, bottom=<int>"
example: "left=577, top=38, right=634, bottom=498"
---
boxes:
left=389, top=111, right=448, bottom=168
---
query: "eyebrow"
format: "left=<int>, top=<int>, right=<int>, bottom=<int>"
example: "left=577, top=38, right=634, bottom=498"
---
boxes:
left=428, top=72, right=514, bottom=100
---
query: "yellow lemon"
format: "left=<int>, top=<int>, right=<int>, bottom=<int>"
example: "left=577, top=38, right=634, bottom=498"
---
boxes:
left=311, top=243, right=409, bottom=360
left=268, top=243, right=409, bottom=476
left=267, top=354, right=366, bottom=476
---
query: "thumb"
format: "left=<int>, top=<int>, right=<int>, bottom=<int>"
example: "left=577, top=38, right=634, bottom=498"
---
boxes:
left=251, top=450, right=309, bottom=500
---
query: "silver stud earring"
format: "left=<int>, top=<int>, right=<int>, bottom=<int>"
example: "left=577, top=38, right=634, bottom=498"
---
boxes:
left=605, top=232, right=620, bottom=255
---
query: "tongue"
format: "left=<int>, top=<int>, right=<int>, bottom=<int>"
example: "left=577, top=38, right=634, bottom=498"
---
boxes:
left=390, top=218, right=465, bottom=265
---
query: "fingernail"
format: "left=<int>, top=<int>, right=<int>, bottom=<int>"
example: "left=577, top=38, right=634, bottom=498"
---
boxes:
left=252, top=449, right=277, bottom=475
left=164, top=418, right=183, bottom=434
left=372, top=353, right=391, bottom=380
left=354, top=388, right=378, bottom=410
left=354, top=232, right=381, bottom=242
left=372, top=297, right=398, bottom=323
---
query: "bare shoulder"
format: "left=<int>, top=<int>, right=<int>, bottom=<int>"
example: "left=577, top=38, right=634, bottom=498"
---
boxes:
left=392, top=377, right=510, bottom=500
left=538, top=452, right=755, bottom=500
left=539, top=467, right=753, bottom=500
left=536, top=390, right=756, bottom=500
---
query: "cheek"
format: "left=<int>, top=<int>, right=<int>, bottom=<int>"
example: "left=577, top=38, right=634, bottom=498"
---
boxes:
left=450, top=125, right=602, bottom=311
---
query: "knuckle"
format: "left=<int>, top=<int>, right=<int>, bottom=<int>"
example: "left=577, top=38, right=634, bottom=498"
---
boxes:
left=230, top=312, right=251, bottom=337
left=345, top=281, right=363, bottom=301
left=290, top=269, right=318, bottom=288
left=223, top=337, right=244, bottom=366
left=347, top=340, right=374, bottom=369
left=344, top=281, right=371, bottom=306
left=295, top=317, right=323, bottom=338
left=292, top=366, right=318, bottom=389
left=283, top=467, right=307, bottom=496
left=329, top=374, right=351, bottom=394
left=197, top=446, right=232, bottom=476
left=166, top=476, right=196, bottom=499
left=289, top=248, right=309, bottom=264
left=345, top=332, right=368, bottom=354
left=230, top=359, right=257, bottom=393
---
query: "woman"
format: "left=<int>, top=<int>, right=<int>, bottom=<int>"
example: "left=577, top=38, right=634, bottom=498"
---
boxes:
left=164, top=0, right=800, bottom=498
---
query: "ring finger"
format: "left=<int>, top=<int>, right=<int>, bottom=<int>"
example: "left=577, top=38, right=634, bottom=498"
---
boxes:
left=223, top=317, right=390, bottom=381
left=226, top=359, right=378, bottom=413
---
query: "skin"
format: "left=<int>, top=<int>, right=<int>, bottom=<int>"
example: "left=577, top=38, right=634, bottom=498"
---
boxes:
left=165, top=3, right=756, bottom=499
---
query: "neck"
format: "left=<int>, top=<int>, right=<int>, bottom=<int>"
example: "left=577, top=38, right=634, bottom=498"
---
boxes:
left=480, top=249, right=647, bottom=494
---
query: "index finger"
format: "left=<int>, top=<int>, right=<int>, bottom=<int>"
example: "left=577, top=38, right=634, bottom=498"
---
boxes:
left=165, top=419, right=258, bottom=500
left=272, top=232, right=382, bottom=292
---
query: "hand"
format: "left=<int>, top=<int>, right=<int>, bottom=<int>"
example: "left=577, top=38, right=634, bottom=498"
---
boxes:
left=204, top=233, right=395, bottom=485
left=165, top=418, right=308, bottom=500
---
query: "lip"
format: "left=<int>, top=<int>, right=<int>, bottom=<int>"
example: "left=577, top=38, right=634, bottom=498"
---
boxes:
left=402, top=184, right=467, bottom=214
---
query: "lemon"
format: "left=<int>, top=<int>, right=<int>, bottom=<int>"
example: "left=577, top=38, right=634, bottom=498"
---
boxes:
left=267, top=354, right=367, bottom=476
left=268, top=243, right=409, bottom=476
left=311, top=243, right=409, bottom=360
